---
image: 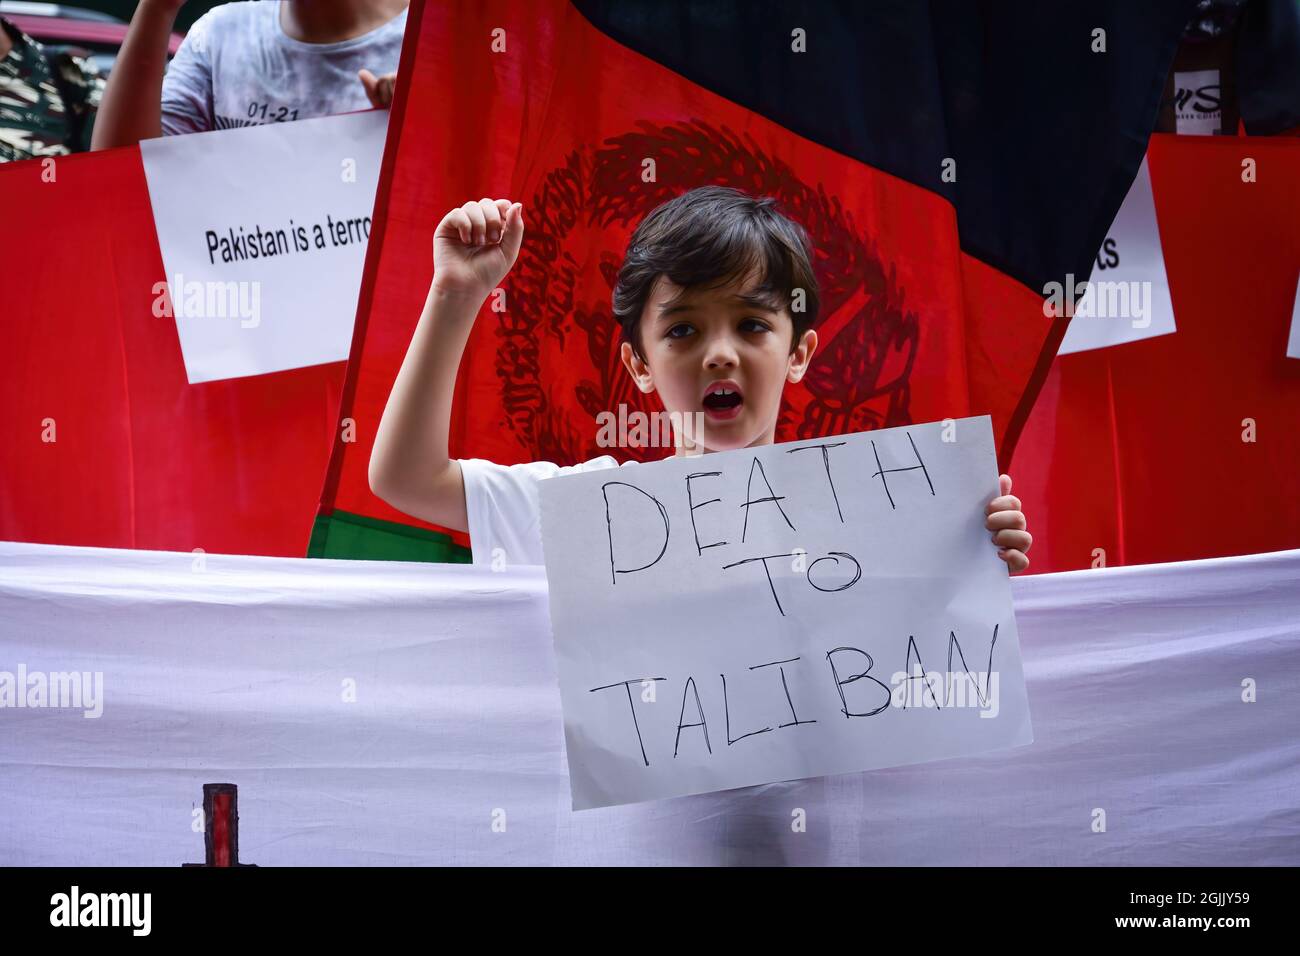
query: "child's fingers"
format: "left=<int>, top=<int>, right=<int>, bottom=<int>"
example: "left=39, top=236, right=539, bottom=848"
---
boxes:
left=986, top=509, right=1027, bottom=532
left=358, top=69, right=381, bottom=108
left=462, top=201, right=487, bottom=244
left=998, top=548, right=1030, bottom=573
left=439, top=200, right=521, bottom=249
left=985, top=494, right=1021, bottom=515
left=992, top=528, right=1032, bottom=552
left=500, top=202, right=525, bottom=261
left=479, top=198, right=503, bottom=243
left=999, top=473, right=1013, bottom=496
left=435, top=207, right=472, bottom=245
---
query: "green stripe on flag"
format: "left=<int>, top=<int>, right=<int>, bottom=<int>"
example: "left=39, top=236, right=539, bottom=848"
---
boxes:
left=307, top=509, right=472, bottom=563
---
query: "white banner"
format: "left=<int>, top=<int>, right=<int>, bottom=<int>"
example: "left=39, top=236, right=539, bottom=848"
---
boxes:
left=1, top=541, right=1297, bottom=865
left=140, top=111, right=387, bottom=384
left=538, top=416, right=1032, bottom=810
left=1057, top=156, right=1177, bottom=356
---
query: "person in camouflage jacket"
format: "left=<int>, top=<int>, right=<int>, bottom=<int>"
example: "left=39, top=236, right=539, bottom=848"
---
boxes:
left=0, top=15, right=104, bottom=163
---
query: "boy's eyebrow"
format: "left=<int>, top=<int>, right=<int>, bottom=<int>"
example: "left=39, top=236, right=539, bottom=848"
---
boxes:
left=657, top=301, right=696, bottom=318
left=733, top=290, right=780, bottom=312
left=656, top=291, right=780, bottom=320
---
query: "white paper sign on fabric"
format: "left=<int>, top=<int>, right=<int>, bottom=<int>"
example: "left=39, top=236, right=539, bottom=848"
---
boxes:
left=1287, top=273, right=1300, bottom=360
left=1057, top=156, right=1177, bottom=356
left=140, top=110, right=387, bottom=384
left=538, top=415, right=1033, bottom=810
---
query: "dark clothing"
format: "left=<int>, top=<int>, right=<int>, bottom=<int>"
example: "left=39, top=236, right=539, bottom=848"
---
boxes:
left=0, top=16, right=104, bottom=162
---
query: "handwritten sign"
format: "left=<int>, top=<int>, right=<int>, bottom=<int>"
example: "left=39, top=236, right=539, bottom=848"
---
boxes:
left=140, top=110, right=387, bottom=383
left=539, top=415, right=1033, bottom=810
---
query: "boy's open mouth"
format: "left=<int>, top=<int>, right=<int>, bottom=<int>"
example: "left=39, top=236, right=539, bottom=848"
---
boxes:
left=701, top=380, right=744, bottom=421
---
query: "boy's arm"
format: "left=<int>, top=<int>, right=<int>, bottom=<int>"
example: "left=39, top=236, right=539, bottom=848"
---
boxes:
left=90, top=0, right=185, bottom=149
left=367, top=283, right=479, bottom=532
left=369, top=199, right=524, bottom=533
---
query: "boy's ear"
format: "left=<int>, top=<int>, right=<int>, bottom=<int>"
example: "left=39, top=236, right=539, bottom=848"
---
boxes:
left=620, top=341, right=655, bottom=393
left=786, top=328, right=818, bottom=383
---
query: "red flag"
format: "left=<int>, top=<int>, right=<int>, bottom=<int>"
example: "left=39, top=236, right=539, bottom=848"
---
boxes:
left=0, top=148, right=344, bottom=556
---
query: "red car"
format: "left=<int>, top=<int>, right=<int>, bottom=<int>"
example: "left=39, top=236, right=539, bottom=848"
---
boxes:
left=0, top=1, right=184, bottom=76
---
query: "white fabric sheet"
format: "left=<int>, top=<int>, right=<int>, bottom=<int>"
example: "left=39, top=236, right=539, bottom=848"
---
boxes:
left=1, top=540, right=1296, bottom=865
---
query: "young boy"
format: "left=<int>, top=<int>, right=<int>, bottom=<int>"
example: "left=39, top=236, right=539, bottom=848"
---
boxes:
left=369, top=187, right=1032, bottom=571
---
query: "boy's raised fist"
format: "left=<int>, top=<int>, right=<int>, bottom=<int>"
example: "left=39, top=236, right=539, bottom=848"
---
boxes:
left=432, top=199, right=525, bottom=300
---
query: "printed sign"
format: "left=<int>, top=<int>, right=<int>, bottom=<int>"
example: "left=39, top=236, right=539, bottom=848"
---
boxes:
left=1287, top=272, right=1300, bottom=360
left=1057, top=156, right=1177, bottom=356
left=140, top=110, right=387, bottom=383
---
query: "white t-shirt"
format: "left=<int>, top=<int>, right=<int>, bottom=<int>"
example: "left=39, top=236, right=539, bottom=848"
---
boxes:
left=160, top=1, right=407, bottom=135
left=460, top=455, right=655, bottom=567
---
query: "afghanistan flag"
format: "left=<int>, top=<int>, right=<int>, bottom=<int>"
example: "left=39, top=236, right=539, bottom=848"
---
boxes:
left=311, top=0, right=1197, bottom=563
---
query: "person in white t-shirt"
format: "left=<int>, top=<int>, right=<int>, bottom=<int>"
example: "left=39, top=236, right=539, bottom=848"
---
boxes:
left=91, top=0, right=408, bottom=149
left=370, top=187, right=1034, bottom=570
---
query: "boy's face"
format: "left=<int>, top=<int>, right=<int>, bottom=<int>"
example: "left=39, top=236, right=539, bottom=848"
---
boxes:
left=620, top=271, right=818, bottom=454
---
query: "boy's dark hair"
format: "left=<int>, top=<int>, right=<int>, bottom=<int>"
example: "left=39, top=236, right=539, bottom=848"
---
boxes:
left=612, top=186, right=820, bottom=361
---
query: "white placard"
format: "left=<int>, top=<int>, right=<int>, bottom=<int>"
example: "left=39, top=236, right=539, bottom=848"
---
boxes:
left=140, top=110, right=387, bottom=383
left=1057, top=156, right=1177, bottom=356
left=539, top=415, right=1033, bottom=810
left=1172, top=69, right=1223, bottom=136
left=1287, top=273, right=1300, bottom=360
